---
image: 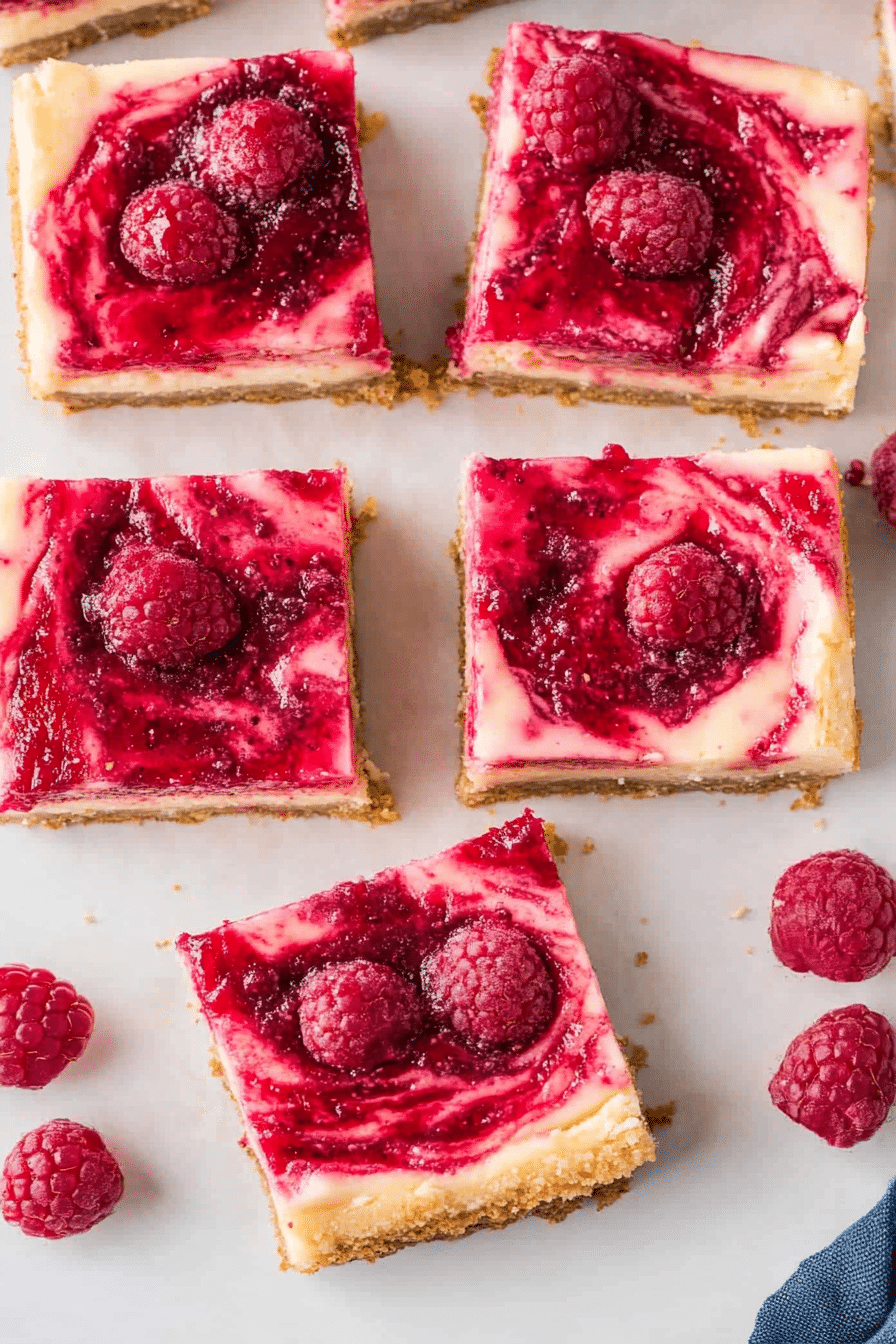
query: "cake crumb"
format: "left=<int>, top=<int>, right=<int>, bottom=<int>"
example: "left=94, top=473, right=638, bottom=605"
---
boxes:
left=774, top=426, right=781, bottom=435
left=815, top=818, right=828, bottom=831
left=451, top=272, right=466, bottom=287
left=544, top=824, right=568, bottom=860
left=759, top=441, right=776, bottom=451
left=351, top=496, right=378, bottom=545
left=717, top=799, right=726, bottom=808
left=745, top=946, right=755, bottom=955
left=634, top=951, right=649, bottom=968
left=83, top=912, right=97, bottom=925
left=791, top=783, right=824, bottom=811
left=640, top=917, right=648, bottom=926
left=731, top=905, right=751, bottom=920
left=639, top=1013, right=656, bottom=1026
left=469, top=92, right=490, bottom=131
left=155, top=938, right=171, bottom=949
left=581, top=838, right=595, bottom=855
left=645, top=1100, right=676, bottom=1128
left=173, top=884, right=182, bottom=892
left=483, top=45, right=502, bottom=86
left=356, top=103, right=387, bottom=147
left=627, top=1043, right=649, bottom=1073
left=737, top=410, right=762, bottom=438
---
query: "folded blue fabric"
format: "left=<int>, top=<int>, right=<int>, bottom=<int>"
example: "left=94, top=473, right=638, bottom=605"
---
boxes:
left=751, top=1178, right=896, bottom=1343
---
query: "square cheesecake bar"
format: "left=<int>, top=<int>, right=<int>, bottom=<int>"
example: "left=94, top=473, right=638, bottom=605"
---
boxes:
left=325, top=0, right=510, bottom=48
left=0, top=467, right=395, bottom=825
left=0, top=0, right=208, bottom=68
left=10, top=51, right=392, bottom=410
left=177, top=811, right=655, bottom=1272
left=457, top=448, right=859, bottom=805
left=449, top=24, right=870, bottom=418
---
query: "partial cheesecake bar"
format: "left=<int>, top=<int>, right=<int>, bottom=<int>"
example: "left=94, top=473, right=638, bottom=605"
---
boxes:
left=325, top=0, right=510, bottom=48
left=457, top=448, right=859, bottom=806
left=449, top=24, right=870, bottom=419
left=0, top=467, right=396, bottom=826
left=177, top=811, right=655, bottom=1272
left=10, top=51, right=392, bottom=410
left=0, top=0, right=208, bottom=67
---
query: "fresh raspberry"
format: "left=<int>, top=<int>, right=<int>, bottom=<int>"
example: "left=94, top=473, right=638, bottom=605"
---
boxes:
left=586, top=170, right=714, bottom=278
left=770, top=850, right=896, bottom=982
left=523, top=54, right=634, bottom=175
left=119, top=182, right=240, bottom=285
left=625, top=542, right=744, bottom=652
left=2, top=1119, right=124, bottom=1238
left=298, top=960, right=422, bottom=1071
left=844, top=459, right=866, bottom=488
left=769, top=1005, right=896, bottom=1148
left=422, top=921, right=554, bottom=1052
left=871, top=433, right=896, bottom=530
left=0, top=966, right=94, bottom=1090
left=195, top=98, right=320, bottom=205
left=88, top=543, right=241, bottom=671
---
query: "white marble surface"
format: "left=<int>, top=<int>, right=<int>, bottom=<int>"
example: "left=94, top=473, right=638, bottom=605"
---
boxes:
left=0, top=2, right=894, bottom=1341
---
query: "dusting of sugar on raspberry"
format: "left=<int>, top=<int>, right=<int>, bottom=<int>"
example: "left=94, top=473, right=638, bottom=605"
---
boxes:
left=298, top=960, right=422, bottom=1071
left=119, top=182, right=239, bottom=285
left=422, top=921, right=553, bottom=1052
left=2, top=1119, right=123, bottom=1237
left=195, top=98, right=320, bottom=205
left=586, top=170, right=713, bottom=278
left=523, top=54, right=634, bottom=174
left=0, top=966, right=93, bottom=1090
left=871, top=434, right=896, bottom=529
left=626, top=542, right=744, bottom=652
left=769, top=1005, right=896, bottom=1148
left=770, top=849, right=896, bottom=982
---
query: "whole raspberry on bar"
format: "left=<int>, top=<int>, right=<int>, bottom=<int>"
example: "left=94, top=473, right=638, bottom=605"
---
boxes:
left=119, top=182, right=240, bottom=285
left=523, top=54, right=634, bottom=174
left=2, top=1119, right=124, bottom=1238
left=196, top=98, right=320, bottom=206
left=625, top=542, right=744, bottom=652
left=769, top=1005, right=896, bottom=1148
left=770, top=850, right=896, bottom=982
left=422, top=921, right=554, bottom=1052
left=88, top=543, right=241, bottom=671
left=871, top=433, right=896, bottom=531
left=0, top=965, right=94, bottom=1090
left=298, top=960, right=422, bottom=1071
left=586, top=170, right=714, bottom=278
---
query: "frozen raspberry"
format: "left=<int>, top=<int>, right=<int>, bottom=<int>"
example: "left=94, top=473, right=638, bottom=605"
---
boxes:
left=769, top=1005, right=896, bottom=1148
left=523, top=54, right=634, bottom=174
left=195, top=98, right=320, bottom=205
left=89, top=543, right=241, bottom=671
left=422, top=921, right=554, bottom=1052
left=0, top=965, right=94, bottom=1090
left=770, top=850, right=896, bottom=982
left=844, top=459, right=866, bottom=488
left=586, top=170, right=714, bottom=278
left=871, top=433, right=896, bottom=530
left=626, top=542, right=744, bottom=652
left=2, top=1119, right=124, bottom=1238
left=119, top=182, right=240, bottom=285
left=298, top=960, right=422, bottom=1071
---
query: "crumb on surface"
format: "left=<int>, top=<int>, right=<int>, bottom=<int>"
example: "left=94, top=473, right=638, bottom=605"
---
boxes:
left=639, top=1012, right=656, bottom=1026
left=717, top=799, right=726, bottom=807
left=173, top=884, right=182, bottom=892
left=634, top=951, right=649, bottom=967
left=791, top=784, right=824, bottom=811
left=759, top=441, right=776, bottom=451
left=451, top=272, right=466, bottom=287
left=626, top=1042, right=649, bottom=1073
left=83, top=912, right=97, bottom=925
left=731, top=905, right=751, bottom=920
left=356, top=103, right=387, bottom=147
left=155, top=938, right=171, bottom=949
left=745, top=946, right=755, bottom=955
left=640, top=917, right=648, bottom=926
left=581, top=838, right=595, bottom=855
left=469, top=92, right=490, bottom=131
left=645, top=1100, right=676, bottom=1127
left=815, top=818, right=828, bottom=831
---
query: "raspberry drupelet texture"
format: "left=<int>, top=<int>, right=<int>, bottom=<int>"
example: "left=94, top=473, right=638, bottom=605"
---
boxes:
left=770, top=850, right=896, bottom=982
left=523, top=54, right=634, bottom=174
left=119, top=182, right=240, bottom=286
left=769, top=1005, right=896, bottom=1148
left=87, top=543, right=242, bottom=671
left=586, top=170, right=714, bottom=279
left=625, top=542, right=745, bottom=652
left=298, top=960, right=423, bottom=1071
left=421, top=921, right=554, bottom=1052
left=0, top=966, right=94, bottom=1090
left=871, top=433, right=896, bottom=531
left=195, top=98, right=321, bottom=206
left=2, top=1120, right=124, bottom=1238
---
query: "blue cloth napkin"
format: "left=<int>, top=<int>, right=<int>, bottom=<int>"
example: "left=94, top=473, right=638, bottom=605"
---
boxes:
left=751, top=1178, right=896, bottom=1343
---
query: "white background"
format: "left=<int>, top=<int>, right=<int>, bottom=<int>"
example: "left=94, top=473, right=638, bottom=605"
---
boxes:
left=1, top=1, right=894, bottom=1340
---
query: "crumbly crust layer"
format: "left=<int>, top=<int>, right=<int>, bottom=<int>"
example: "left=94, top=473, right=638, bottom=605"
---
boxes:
left=327, top=0, right=509, bottom=48
left=0, top=0, right=210, bottom=67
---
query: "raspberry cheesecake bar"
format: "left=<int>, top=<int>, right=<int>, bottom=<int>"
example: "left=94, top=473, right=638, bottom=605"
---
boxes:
left=0, top=0, right=207, bottom=68
left=0, top=467, right=395, bottom=825
left=177, top=811, right=655, bottom=1272
left=10, top=51, right=392, bottom=410
left=457, top=448, right=859, bottom=805
left=449, top=24, right=870, bottom=418
left=325, top=0, right=509, bottom=48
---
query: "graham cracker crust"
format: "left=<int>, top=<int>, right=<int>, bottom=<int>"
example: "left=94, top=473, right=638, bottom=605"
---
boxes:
left=327, top=0, right=510, bottom=48
left=0, top=0, right=210, bottom=66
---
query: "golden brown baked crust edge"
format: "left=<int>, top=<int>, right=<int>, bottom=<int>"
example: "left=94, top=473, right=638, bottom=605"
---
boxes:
left=0, top=0, right=210, bottom=67
left=326, top=0, right=510, bottom=48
